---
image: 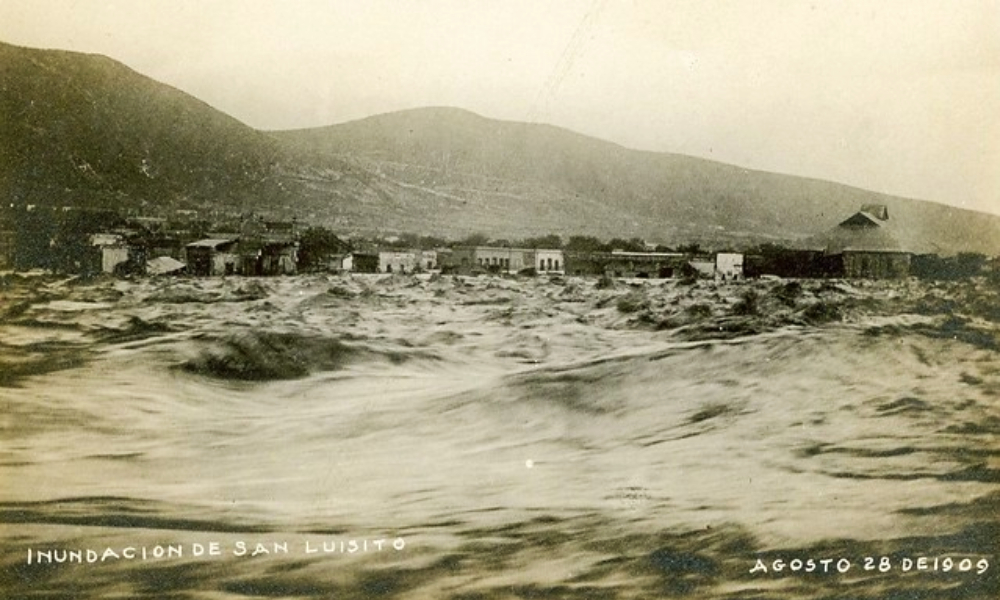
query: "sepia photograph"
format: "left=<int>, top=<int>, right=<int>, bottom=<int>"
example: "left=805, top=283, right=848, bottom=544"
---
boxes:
left=1, top=1, right=998, bottom=598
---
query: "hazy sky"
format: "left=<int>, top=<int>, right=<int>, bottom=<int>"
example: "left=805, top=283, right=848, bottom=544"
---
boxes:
left=1, top=0, right=998, bottom=214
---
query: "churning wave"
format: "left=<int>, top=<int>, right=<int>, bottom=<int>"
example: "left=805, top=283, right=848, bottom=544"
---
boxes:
left=2, top=273, right=999, bottom=599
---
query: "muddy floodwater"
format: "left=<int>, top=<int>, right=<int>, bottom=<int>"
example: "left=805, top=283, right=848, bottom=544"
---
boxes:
left=1, top=272, right=998, bottom=599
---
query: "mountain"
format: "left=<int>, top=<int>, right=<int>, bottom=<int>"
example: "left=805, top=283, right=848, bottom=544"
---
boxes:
left=0, top=41, right=321, bottom=213
left=274, top=107, right=1000, bottom=254
left=3, top=40, right=998, bottom=255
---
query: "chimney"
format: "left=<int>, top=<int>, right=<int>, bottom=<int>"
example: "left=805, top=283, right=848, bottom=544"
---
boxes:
left=861, top=204, right=889, bottom=220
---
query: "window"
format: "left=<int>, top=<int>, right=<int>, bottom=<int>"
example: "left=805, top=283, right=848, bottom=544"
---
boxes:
left=554, top=260, right=560, bottom=270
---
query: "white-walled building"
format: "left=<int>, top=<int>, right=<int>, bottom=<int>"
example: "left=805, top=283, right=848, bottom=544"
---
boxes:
left=715, top=253, right=744, bottom=281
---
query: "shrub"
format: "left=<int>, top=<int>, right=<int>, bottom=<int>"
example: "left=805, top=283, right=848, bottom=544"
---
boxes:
left=802, top=301, right=843, bottom=324
left=616, top=291, right=649, bottom=313
left=774, top=281, right=803, bottom=306
left=732, top=289, right=760, bottom=316
left=596, top=272, right=616, bottom=289
left=686, top=303, right=713, bottom=318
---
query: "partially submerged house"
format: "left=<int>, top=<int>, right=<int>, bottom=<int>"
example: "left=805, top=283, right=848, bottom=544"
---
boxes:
left=445, top=247, right=564, bottom=275
left=379, top=250, right=419, bottom=274
left=90, top=232, right=148, bottom=275
left=806, top=204, right=911, bottom=278
left=185, top=238, right=240, bottom=276
left=91, top=233, right=130, bottom=274
left=377, top=250, right=440, bottom=274
left=446, top=246, right=530, bottom=274
left=564, top=250, right=682, bottom=278
left=238, top=239, right=298, bottom=276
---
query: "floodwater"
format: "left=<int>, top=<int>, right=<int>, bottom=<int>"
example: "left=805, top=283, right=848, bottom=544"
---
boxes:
left=1, top=273, right=997, bottom=599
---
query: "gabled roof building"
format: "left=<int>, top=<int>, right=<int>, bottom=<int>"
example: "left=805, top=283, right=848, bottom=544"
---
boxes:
left=806, top=204, right=911, bottom=279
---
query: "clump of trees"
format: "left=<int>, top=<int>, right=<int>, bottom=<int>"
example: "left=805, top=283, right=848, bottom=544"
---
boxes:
left=333, top=230, right=709, bottom=254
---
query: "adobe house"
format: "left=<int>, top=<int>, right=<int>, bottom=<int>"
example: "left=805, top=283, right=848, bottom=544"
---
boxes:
left=185, top=238, right=240, bottom=276
left=808, top=204, right=911, bottom=278
left=378, top=250, right=419, bottom=274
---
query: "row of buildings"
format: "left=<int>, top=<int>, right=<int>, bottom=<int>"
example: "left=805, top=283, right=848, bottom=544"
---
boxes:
left=81, top=233, right=750, bottom=280
left=84, top=217, right=302, bottom=277
left=2, top=204, right=950, bottom=280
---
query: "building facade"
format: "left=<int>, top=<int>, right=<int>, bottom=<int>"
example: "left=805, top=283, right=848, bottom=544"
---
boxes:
left=378, top=251, right=419, bottom=274
left=444, top=247, right=563, bottom=275
left=533, top=249, right=564, bottom=274
left=715, top=253, right=744, bottom=281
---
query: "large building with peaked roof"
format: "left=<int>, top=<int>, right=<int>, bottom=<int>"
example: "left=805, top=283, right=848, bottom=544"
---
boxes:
left=805, top=204, right=911, bottom=278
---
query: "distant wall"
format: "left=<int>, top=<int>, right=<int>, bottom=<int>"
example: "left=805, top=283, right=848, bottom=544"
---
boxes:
left=564, top=251, right=684, bottom=278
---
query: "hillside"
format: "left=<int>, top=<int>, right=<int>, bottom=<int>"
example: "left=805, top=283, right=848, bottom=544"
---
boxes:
left=2, top=40, right=998, bottom=255
left=0, top=41, right=325, bottom=214
left=274, top=107, right=1000, bottom=254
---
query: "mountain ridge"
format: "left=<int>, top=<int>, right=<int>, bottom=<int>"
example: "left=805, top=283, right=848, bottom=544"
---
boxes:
left=2, top=40, right=998, bottom=255
left=273, top=105, right=1000, bottom=253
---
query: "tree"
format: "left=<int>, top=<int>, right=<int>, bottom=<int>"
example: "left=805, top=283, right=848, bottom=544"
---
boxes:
left=457, top=232, right=489, bottom=247
left=298, top=227, right=350, bottom=271
left=565, top=235, right=607, bottom=252
left=417, top=235, right=449, bottom=249
left=517, top=234, right=563, bottom=249
left=607, top=237, right=645, bottom=252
